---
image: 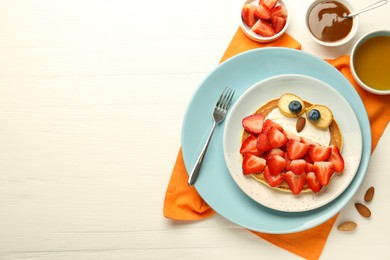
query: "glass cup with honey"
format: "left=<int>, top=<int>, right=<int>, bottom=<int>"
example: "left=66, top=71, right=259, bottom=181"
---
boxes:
left=351, top=30, right=390, bottom=95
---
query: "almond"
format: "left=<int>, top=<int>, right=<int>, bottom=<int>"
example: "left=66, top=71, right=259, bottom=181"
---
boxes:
left=296, top=117, right=306, bottom=133
left=337, top=221, right=357, bottom=231
left=364, top=186, right=375, bottom=202
left=355, top=203, right=371, bottom=218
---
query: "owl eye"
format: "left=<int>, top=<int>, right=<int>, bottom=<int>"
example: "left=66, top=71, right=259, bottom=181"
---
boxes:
left=306, top=105, right=333, bottom=129
left=278, top=93, right=305, bottom=118
left=308, top=109, right=321, bottom=121
left=288, top=100, right=303, bottom=114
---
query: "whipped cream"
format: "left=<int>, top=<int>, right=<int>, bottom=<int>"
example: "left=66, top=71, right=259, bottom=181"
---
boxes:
left=266, top=108, right=330, bottom=146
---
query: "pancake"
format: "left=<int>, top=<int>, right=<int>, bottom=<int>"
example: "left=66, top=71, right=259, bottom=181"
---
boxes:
left=241, top=98, right=343, bottom=193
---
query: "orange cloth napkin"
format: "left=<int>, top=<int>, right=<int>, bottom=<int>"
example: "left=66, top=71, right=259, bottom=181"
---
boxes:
left=326, top=56, right=390, bottom=152
left=164, top=28, right=390, bottom=260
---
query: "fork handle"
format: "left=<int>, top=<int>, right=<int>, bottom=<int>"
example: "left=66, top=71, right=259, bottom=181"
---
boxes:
left=188, top=121, right=217, bottom=186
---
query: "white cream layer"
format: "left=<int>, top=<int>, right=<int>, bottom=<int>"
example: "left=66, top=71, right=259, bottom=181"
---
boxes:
left=266, top=108, right=330, bottom=146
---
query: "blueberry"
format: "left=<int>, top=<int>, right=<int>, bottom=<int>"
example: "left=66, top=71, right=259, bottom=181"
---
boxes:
left=288, top=100, right=302, bottom=114
left=308, top=109, right=321, bottom=121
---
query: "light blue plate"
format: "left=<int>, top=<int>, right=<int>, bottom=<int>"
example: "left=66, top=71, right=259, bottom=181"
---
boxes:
left=181, top=48, right=371, bottom=234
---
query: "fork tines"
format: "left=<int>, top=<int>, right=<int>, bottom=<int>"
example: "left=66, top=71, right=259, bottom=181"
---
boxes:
left=216, top=87, right=235, bottom=111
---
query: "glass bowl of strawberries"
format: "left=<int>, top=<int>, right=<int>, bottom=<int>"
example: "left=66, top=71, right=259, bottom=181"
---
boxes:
left=240, top=0, right=290, bottom=43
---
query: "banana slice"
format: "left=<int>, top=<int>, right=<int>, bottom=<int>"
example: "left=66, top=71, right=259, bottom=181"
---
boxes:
left=306, top=104, right=333, bottom=128
left=278, top=93, right=305, bottom=118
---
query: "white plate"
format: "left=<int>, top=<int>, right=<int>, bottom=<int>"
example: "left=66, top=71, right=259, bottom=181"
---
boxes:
left=223, top=74, right=362, bottom=212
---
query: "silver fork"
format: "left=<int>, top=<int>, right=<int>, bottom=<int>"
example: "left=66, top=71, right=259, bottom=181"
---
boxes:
left=188, top=87, right=235, bottom=186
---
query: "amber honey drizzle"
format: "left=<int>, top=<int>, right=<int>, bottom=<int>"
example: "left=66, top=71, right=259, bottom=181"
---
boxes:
left=353, top=36, right=390, bottom=91
left=308, top=1, right=353, bottom=42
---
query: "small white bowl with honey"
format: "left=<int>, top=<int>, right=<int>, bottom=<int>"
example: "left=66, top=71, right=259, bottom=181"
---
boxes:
left=305, top=0, right=359, bottom=47
left=351, top=30, right=390, bottom=95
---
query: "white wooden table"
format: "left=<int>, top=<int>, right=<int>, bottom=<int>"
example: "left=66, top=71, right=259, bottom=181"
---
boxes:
left=0, top=0, right=389, bottom=259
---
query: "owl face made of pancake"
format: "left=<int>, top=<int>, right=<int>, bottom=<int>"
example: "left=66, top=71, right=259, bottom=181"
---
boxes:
left=240, top=93, right=344, bottom=195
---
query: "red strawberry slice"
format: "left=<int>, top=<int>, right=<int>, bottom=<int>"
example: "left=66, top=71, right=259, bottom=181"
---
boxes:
left=267, top=127, right=288, bottom=148
left=283, top=130, right=301, bottom=141
left=242, top=114, right=264, bottom=135
left=262, top=119, right=283, bottom=134
left=290, top=159, right=306, bottom=175
left=285, top=171, right=306, bottom=195
left=284, top=153, right=291, bottom=171
left=270, top=5, right=287, bottom=18
left=240, top=135, right=260, bottom=156
left=306, top=171, right=323, bottom=193
left=241, top=4, right=258, bottom=27
left=313, top=161, right=334, bottom=186
left=254, top=3, right=271, bottom=20
left=308, top=144, right=332, bottom=162
left=306, top=162, right=314, bottom=173
left=252, top=20, right=275, bottom=37
left=329, top=145, right=345, bottom=173
left=286, top=139, right=309, bottom=160
left=261, top=0, right=277, bottom=9
left=266, top=154, right=286, bottom=175
left=300, top=137, right=315, bottom=145
left=303, top=153, right=311, bottom=164
left=272, top=16, right=287, bottom=34
left=264, top=148, right=285, bottom=161
left=256, top=132, right=272, bottom=153
left=242, top=153, right=266, bottom=175
left=263, top=166, right=285, bottom=187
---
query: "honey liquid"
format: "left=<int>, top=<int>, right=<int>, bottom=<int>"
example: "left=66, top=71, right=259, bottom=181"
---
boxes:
left=308, top=1, right=352, bottom=42
left=353, top=36, right=390, bottom=91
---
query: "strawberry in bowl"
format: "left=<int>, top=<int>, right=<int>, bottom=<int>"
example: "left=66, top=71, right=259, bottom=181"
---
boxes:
left=241, top=0, right=289, bottom=42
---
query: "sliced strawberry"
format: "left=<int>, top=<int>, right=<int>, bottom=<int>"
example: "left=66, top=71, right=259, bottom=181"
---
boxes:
left=242, top=114, right=264, bottom=135
left=286, top=139, right=309, bottom=160
left=285, top=171, right=306, bottom=195
left=284, top=153, right=291, bottom=171
left=300, top=137, right=315, bottom=145
left=262, top=119, right=283, bottom=134
left=263, top=166, right=285, bottom=187
left=306, top=162, right=314, bottom=173
left=272, top=16, right=287, bottom=34
left=267, top=127, right=288, bottom=148
left=241, top=4, right=258, bottom=27
left=264, top=148, right=285, bottom=161
left=242, top=153, right=266, bottom=175
left=240, top=135, right=260, bottom=155
left=254, top=3, right=271, bottom=20
left=261, top=0, right=277, bottom=9
left=256, top=132, right=272, bottom=153
left=308, top=144, right=332, bottom=162
left=306, top=172, right=323, bottom=193
left=303, top=153, right=311, bottom=164
left=313, top=161, right=334, bottom=186
left=266, top=154, right=286, bottom=175
left=283, top=130, right=301, bottom=141
left=329, top=145, right=345, bottom=173
left=252, top=19, right=275, bottom=37
left=270, top=5, right=287, bottom=18
left=290, top=159, right=306, bottom=175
